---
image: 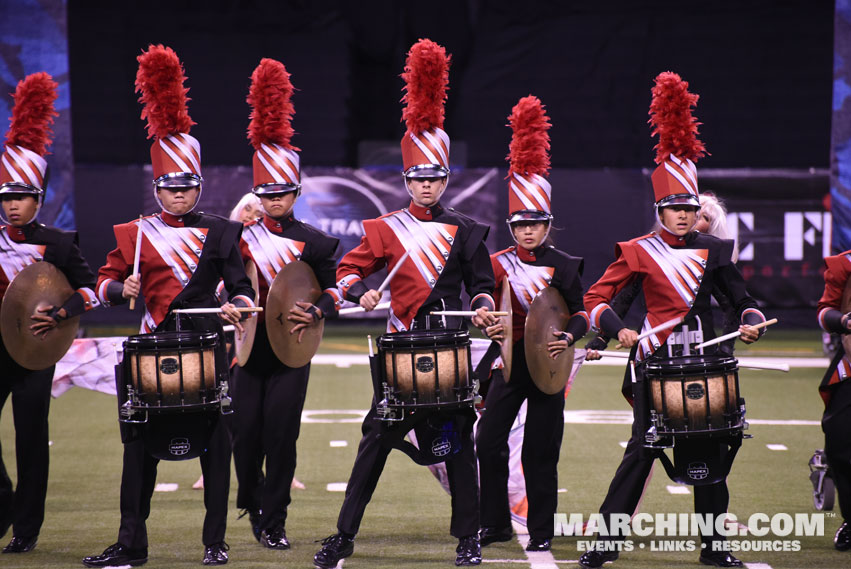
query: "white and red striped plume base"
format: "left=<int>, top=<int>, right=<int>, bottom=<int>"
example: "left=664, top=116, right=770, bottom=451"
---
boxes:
left=508, top=172, right=552, bottom=216
left=0, top=144, right=47, bottom=193
left=651, top=154, right=700, bottom=207
left=150, top=133, right=201, bottom=186
left=401, top=127, right=450, bottom=177
left=252, top=143, right=300, bottom=191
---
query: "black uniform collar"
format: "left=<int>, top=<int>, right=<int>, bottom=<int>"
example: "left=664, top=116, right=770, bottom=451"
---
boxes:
left=408, top=201, right=443, bottom=221
left=516, top=244, right=547, bottom=263
left=4, top=221, right=38, bottom=242
left=263, top=213, right=296, bottom=234
left=160, top=211, right=200, bottom=227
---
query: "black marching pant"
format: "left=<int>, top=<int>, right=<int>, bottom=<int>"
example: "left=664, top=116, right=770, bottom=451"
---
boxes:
left=336, top=405, right=480, bottom=539
left=823, top=379, right=851, bottom=522
left=231, top=329, right=310, bottom=531
left=117, top=417, right=231, bottom=549
left=0, top=344, right=54, bottom=539
left=476, top=342, right=565, bottom=540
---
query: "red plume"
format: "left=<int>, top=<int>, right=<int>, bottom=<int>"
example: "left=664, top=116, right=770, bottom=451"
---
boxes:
left=5, top=72, right=58, bottom=156
left=507, top=95, right=551, bottom=178
left=247, top=58, right=298, bottom=151
left=401, top=39, right=450, bottom=133
left=648, top=71, right=707, bottom=164
left=135, top=44, right=194, bottom=139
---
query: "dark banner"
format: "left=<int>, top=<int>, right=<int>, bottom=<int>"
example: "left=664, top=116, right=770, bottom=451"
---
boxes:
left=832, top=0, right=851, bottom=252
left=0, top=0, right=74, bottom=229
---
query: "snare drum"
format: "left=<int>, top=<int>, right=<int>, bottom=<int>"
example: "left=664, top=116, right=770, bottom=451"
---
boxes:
left=377, top=329, right=475, bottom=412
left=645, top=355, right=743, bottom=438
left=122, top=330, right=224, bottom=412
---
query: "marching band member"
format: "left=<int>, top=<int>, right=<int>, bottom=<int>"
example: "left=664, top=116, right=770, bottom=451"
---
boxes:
left=313, top=39, right=494, bottom=568
left=0, top=73, right=98, bottom=554
left=579, top=72, right=765, bottom=569
left=83, top=45, right=254, bottom=568
left=816, top=253, right=851, bottom=552
left=230, top=58, right=341, bottom=550
left=476, top=96, right=588, bottom=552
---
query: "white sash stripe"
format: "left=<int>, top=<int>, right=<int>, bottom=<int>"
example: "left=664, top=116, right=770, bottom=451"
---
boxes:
left=143, top=216, right=206, bottom=284
left=0, top=229, right=44, bottom=280
left=638, top=236, right=705, bottom=307
left=496, top=250, right=552, bottom=312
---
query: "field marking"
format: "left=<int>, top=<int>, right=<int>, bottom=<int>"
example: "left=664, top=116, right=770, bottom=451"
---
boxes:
left=330, top=440, right=349, bottom=447
left=326, top=482, right=347, bottom=492
left=154, top=483, right=178, bottom=492
left=515, top=532, right=559, bottom=569
left=667, top=485, right=691, bottom=495
left=744, top=564, right=774, bottom=569
left=766, top=444, right=788, bottom=451
left=303, top=410, right=368, bottom=423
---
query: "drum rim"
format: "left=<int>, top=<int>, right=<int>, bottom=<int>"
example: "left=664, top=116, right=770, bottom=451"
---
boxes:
left=645, top=354, right=738, bottom=374
left=377, top=329, right=471, bottom=347
left=124, top=330, right=219, bottom=349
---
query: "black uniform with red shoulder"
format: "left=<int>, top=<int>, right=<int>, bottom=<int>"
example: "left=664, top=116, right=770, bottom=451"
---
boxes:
left=314, top=39, right=492, bottom=569
left=230, top=59, right=341, bottom=548
left=579, top=73, right=765, bottom=569
left=816, top=252, right=851, bottom=546
left=0, top=72, right=98, bottom=553
left=84, top=46, right=254, bottom=569
left=477, top=96, right=588, bottom=550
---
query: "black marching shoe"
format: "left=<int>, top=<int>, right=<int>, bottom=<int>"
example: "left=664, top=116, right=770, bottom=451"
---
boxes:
left=578, top=548, right=619, bottom=568
left=82, top=543, right=148, bottom=567
left=2, top=535, right=37, bottom=553
left=314, top=533, right=355, bottom=569
left=203, top=541, right=229, bottom=566
left=699, top=550, right=743, bottom=567
left=835, top=521, right=851, bottom=551
left=260, top=525, right=291, bottom=550
left=525, top=538, right=551, bottom=552
left=479, top=525, right=513, bottom=546
left=455, top=535, right=482, bottom=566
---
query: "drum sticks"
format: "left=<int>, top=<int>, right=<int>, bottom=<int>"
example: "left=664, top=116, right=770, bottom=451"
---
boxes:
left=693, top=318, right=778, bottom=350
left=377, top=250, right=411, bottom=293
left=430, top=310, right=510, bottom=317
left=129, top=215, right=143, bottom=310
left=172, top=307, right=264, bottom=315
left=338, top=301, right=391, bottom=316
left=635, top=316, right=683, bottom=341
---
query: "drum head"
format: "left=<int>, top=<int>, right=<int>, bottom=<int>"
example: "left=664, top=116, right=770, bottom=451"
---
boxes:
left=499, top=276, right=513, bottom=383
left=0, top=262, right=79, bottom=370
left=234, top=260, right=260, bottom=366
left=378, top=329, right=470, bottom=349
left=124, top=330, right=219, bottom=350
left=266, top=261, right=324, bottom=368
left=841, top=277, right=851, bottom=356
left=524, top=287, right=574, bottom=395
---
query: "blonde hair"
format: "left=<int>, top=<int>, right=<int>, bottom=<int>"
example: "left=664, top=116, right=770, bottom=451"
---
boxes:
left=229, top=193, right=262, bottom=223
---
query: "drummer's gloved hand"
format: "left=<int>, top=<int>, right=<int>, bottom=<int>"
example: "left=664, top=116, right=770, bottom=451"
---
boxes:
left=548, top=330, right=573, bottom=359
left=288, top=301, right=323, bottom=344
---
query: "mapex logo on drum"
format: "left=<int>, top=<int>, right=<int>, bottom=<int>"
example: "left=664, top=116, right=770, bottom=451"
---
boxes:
left=160, top=357, right=180, bottom=375
left=432, top=437, right=452, bottom=457
left=416, top=356, right=435, bottom=373
left=169, top=438, right=191, bottom=456
left=687, top=462, right=709, bottom=480
left=685, top=383, right=705, bottom=400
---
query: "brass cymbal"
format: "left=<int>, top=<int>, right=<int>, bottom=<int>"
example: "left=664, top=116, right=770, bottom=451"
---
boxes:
left=0, top=262, right=79, bottom=370
left=499, top=276, right=513, bottom=382
left=266, top=260, right=324, bottom=368
left=841, top=276, right=851, bottom=357
left=234, top=259, right=260, bottom=366
left=524, top=287, right=575, bottom=395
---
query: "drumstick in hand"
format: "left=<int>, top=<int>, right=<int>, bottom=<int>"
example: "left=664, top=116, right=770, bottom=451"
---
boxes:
left=339, top=302, right=391, bottom=316
left=129, top=215, right=143, bottom=310
left=377, top=250, right=411, bottom=293
left=693, top=318, right=778, bottom=350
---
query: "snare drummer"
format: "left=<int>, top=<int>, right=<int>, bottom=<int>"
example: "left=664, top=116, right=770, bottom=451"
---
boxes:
left=816, top=254, right=851, bottom=552
left=579, top=73, right=765, bottom=569
left=0, top=73, right=99, bottom=554
left=476, top=96, right=588, bottom=553
left=313, top=39, right=495, bottom=569
left=84, top=46, right=255, bottom=568
left=230, top=59, right=341, bottom=551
